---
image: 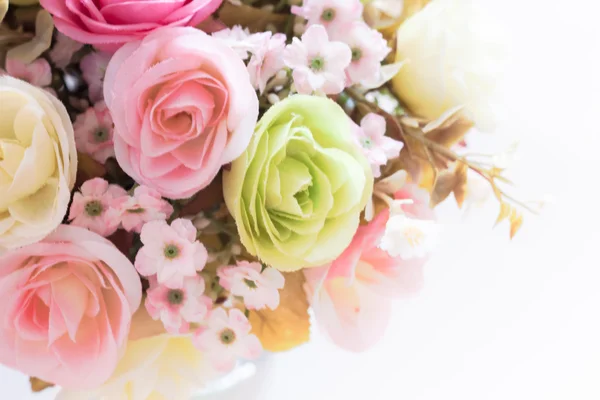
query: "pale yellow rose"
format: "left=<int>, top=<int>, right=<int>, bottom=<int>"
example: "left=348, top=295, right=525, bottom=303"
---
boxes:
left=392, top=0, right=505, bottom=131
left=0, top=76, right=77, bottom=251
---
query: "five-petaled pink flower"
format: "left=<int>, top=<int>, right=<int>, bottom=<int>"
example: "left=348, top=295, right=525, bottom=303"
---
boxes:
left=354, top=113, right=404, bottom=178
left=193, top=308, right=262, bottom=372
left=247, top=32, right=287, bottom=93
left=283, top=25, right=351, bottom=95
left=114, top=186, right=174, bottom=233
left=80, top=51, right=111, bottom=103
left=49, top=32, right=84, bottom=69
left=292, top=0, right=363, bottom=34
left=4, top=57, right=52, bottom=88
left=145, top=275, right=211, bottom=334
left=341, top=22, right=390, bottom=85
left=135, top=219, right=208, bottom=289
left=218, top=261, right=285, bottom=310
left=68, top=178, right=126, bottom=237
left=73, top=101, right=115, bottom=164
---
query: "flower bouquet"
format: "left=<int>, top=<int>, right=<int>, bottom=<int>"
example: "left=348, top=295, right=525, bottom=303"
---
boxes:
left=0, top=0, right=534, bottom=398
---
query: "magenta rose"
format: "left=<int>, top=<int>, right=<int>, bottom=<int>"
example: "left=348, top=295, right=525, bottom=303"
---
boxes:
left=39, top=0, right=223, bottom=52
left=103, top=27, right=259, bottom=199
left=0, top=225, right=142, bottom=389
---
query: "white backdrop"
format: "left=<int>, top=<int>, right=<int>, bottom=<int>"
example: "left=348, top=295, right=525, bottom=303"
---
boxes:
left=3, top=0, right=600, bottom=399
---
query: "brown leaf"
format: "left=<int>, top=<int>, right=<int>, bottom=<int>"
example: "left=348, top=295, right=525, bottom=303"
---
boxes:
left=425, top=115, right=474, bottom=149
left=249, top=271, right=310, bottom=352
left=495, top=202, right=512, bottom=226
left=218, top=2, right=287, bottom=33
left=430, top=170, right=456, bottom=207
left=76, top=152, right=107, bottom=187
left=509, top=209, right=524, bottom=239
left=29, top=377, right=53, bottom=393
left=453, top=162, right=468, bottom=208
left=179, top=173, right=224, bottom=217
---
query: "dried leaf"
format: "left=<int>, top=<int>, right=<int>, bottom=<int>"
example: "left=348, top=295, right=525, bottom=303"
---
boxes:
left=495, top=202, right=512, bottom=226
left=430, top=170, right=456, bottom=207
left=249, top=271, right=310, bottom=352
left=452, top=162, right=468, bottom=208
left=179, top=174, right=224, bottom=217
left=29, top=377, right=53, bottom=393
left=376, top=169, right=408, bottom=195
left=218, top=2, right=287, bottom=33
left=510, top=212, right=524, bottom=239
left=75, top=152, right=106, bottom=187
left=422, top=105, right=464, bottom=133
left=7, top=10, right=53, bottom=63
left=425, top=115, right=474, bottom=149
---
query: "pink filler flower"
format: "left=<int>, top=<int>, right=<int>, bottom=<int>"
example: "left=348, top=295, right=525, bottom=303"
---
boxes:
left=218, top=261, right=285, bottom=310
left=114, top=185, right=174, bottom=233
left=354, top=113, right=404, bottom=178
left=292, top=0, right=363, bottom=33
left=73, top=101, right=116, bottom=163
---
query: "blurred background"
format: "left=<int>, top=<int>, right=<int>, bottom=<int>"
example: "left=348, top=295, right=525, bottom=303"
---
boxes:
left=4, top=0, right=600, bottom=398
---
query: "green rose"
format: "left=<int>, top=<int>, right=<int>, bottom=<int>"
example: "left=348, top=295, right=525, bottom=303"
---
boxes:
left=223, top=95, right=374, bottom=271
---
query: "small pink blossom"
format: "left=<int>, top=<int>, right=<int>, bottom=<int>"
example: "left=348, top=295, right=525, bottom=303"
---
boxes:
left=341, top=22, right=390, bottom=85
left=355, top=113, right=403, bottom=178
left=4, top=57, right=52, bottom=88
left=114, top=186, right=174, bottom=233
left=49, top=32, right=84, bottom=68
left=135, top=219, right=208, bottom=289
left=145, top=275, right=211, bottom=334
left=80, top=51, right=111, bottom=103
left=292, top=0, right=363, bottom=34
left=248, top=33, right=287, bottom=93
left=193, top=308, right=262, bottom=372
left=283, top=25, right=351, bottom=95
left=73, top=101, right=115, bottom=163
left=218, top=261, right=285, bottom=310
left=212, top=26, right=254, bottom=59
left=68, top=178, right=127, bottom=237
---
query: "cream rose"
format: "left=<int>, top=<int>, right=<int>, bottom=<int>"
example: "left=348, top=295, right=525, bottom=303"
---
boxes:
left=392, top=0, right=505, bottom=131
left=0, top=76, right=77, bottom=250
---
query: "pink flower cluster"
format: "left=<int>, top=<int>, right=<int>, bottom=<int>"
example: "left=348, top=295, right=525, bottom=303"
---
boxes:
left=218, top=261, right=285, bottom=310
left=287, top=0, right=390, bottom=94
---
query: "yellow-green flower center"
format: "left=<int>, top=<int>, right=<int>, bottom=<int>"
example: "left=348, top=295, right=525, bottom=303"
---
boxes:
left=351, top=48, right=363, bottom=62
left=219, top=328, right=236, bottom=345
left=310, top=57, right=325, bottom=72
left=244, top=278, right=258, bottom=289
left=164, top=244, right=180, bottom=259
left=321, top=8, right=335, bottom=22
left=167, top=289, right=185, bottom=305
left=85, top=200, right=103, bottom=217
left=93, top=127, right=110, bottom=143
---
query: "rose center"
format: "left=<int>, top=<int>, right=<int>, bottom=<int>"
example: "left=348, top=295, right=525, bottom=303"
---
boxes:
left=219, top=328, right=236, bottom=345
left=351, top=48, right=363, bottom=62
left=93, top=127, right=110, bottom=143
left=84, top=200, right=103, bottom=217
left=321, top=8, right=336, bottom=22
left=310, top=57, right=325, bottom=72
left=244, top=278, right=258, bottom=289
left=164, top=244, right=180, bottom=259
left=167, top=289, right=185, bottom=305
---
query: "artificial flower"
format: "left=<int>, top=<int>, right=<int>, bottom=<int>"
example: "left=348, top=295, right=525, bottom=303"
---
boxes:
left=304, top=210, right=424, bottom=352
left=146, top=275, right=211, bottom=334
left=248, top=32, right=287, bottom=94
left=4, top=57, right=51, bottom=88
left=354, top=113, right=404, bottom=178
left=58, top=307, right=213, bottom=400
left=193, top=308, right=262, bottom=372
left=218, top=261, right=285, bottom=310
left=104, top=27, right=259, bottom=199
left=212, top=25, right=255, bottom=60
left=79, top=51, right=111, bottom=103
left=340, top=22, right=390, bottom=85
left=379, top=210, right=439, bottom=259
left=283, top=24, right=351, bottom=95
left=114, top=185, right=174, bottom=233
left=392, top=0, right=505, bottom=131
left=0, top=225, right=141, bottom=389
left=223, top=95, right=373, bottom=271
left=135, top=218, right=208, bottom=289
left=39, top=0, right=224, bottom=52
left=73, top=101, right=115, bottom=163
left=0, top=76, right=77, bottom=251
left=48, top=32, right=84, bottom=68
left=291, top=0, right=363, bottom=33
left=68, top=178, right=126, bottom=237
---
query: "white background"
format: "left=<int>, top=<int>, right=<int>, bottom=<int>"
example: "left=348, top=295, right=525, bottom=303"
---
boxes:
left=3, top=0, right=600, bottom=399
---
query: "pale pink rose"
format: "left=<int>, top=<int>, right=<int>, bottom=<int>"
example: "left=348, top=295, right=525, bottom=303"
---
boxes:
left=114, top=186, right=174, bottom=233
left=354, top=113, right=403, bottom=178
left=135, top=219, right=208, bottom=289
left=80, top=51, right=111, bottom=103
left=292, top=0, right=363, bottom=34
left=49, top=32, right=84, bottom=69
left=104, top=27, right=259, bottom=199
left=248, top=33, right=287, bottom=93
left=218, top=261, right=285, bottom=310
left=145, top=275, right=211, bottom=334
left=4, top=57, right=52, bottom=87
left=283, top=25, right=351, bottom=95
left=68, top=178, right=126, bottom=237
left=0, top=225, right=142, bottom=389
left=340, top=22, right=390, bottom=85
left=73, top=101, right=115, bottom=163
left=304, top=210, right=425, bottom=352
left=193, top=308, right=262, bottom=372
left=39, top=0, right=224, bottom=53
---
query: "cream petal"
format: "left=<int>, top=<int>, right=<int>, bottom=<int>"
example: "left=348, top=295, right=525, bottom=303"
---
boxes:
left=0, top=89, right=29, bottom=139
left=13, top=102, right=46, bottom=147
left=8, top=178, right=58, bottom=227
left=0, top=140, right=26, bottom=177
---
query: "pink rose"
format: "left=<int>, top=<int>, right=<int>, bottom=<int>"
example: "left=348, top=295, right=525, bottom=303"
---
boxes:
left=0, top=225, right=142, bottom=389
left=104, top=27, right=259, bottom=199
left=39, top=0, right=223, bottom=52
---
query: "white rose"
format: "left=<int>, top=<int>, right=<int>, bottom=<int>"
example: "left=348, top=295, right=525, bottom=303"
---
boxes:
left=0, top=76, right=77, bottom=250
left=392, top=0, right=505, bottom=131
